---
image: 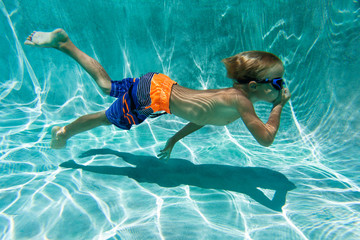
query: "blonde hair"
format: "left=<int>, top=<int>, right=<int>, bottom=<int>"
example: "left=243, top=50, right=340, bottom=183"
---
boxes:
left=222, top=51, right=284, bottom=82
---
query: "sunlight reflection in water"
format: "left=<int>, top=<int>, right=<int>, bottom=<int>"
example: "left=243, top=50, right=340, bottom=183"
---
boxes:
left=1, top=0, right=360, bottom=239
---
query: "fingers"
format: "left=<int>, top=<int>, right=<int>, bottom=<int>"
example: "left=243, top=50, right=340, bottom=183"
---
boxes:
left=157, top=150, right=164, bottom=157
left=157, top=151, right=167, bottom=159
left=157, top=149, right=170, bottom=160
left=283, top=88, right=291, bottom=99
left=280, top=88, right=291, bottom=106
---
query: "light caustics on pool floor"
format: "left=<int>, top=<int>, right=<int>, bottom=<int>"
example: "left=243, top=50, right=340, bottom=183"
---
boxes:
left=1, top=0, right=360, bottom=239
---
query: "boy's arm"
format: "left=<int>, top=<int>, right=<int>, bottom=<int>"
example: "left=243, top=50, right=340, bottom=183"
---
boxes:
left=158, top=122, right=204, bottom=160
left=239, top=88, right=290, bottom=147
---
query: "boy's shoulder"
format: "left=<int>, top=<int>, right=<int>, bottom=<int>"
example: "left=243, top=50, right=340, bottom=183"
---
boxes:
left=223, top=87, right=253, bottom=112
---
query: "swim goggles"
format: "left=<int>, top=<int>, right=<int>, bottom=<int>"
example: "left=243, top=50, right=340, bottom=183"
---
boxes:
left=257, top=77, right=283, bottom=90
left=237, top=77, right=283, bottom=91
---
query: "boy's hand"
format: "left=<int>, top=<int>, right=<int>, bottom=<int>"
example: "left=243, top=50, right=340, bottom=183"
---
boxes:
left=274, top=88, right=291, bottom=107
left=157, top=138, right=175, bottom=161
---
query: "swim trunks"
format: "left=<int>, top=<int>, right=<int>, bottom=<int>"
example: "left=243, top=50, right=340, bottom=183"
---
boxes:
left=105, top=72, right=177, bottom=130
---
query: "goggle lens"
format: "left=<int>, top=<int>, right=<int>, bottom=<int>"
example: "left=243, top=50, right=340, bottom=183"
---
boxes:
left=271, top=78, right=283, bottom=90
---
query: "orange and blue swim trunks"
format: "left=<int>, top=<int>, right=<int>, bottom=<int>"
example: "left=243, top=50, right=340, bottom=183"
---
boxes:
left=105, top=72, right=177, bottom=130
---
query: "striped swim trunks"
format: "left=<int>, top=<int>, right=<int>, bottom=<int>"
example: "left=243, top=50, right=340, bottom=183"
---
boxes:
left=105, top=72, right=177, bottom=130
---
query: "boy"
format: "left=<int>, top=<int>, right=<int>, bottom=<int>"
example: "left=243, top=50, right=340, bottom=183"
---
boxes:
left=25, top=29, right=291, bottom=160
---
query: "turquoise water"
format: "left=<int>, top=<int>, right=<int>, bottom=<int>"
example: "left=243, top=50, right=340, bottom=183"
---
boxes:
left=1, top=0, right=360, bottom=239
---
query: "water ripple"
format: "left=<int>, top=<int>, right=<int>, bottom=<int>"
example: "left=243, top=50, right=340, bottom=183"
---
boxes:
left=1, top=0, right=359, bottom=239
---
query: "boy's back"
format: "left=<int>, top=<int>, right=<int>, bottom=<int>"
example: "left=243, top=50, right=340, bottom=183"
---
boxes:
left=170, top=84, right=243, bottom=126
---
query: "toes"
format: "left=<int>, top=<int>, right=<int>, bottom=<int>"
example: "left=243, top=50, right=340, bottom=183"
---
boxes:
left=25, top=31, right=37, bottom=45
left=24, top=40, right=34, bottom=46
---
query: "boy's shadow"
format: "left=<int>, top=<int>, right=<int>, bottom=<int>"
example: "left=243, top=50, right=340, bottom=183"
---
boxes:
left=60, top=148, right=296, bottom=212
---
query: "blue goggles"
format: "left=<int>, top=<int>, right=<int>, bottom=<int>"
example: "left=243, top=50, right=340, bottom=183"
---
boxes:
left=257, top=77, right=284, bottom=90
left=237, top=77, right=284, bottom=90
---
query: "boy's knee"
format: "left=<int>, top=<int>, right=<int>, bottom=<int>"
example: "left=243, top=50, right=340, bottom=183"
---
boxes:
left=99, top=111, right=112, bottom=125
left=101, top=87, right=111, bottom=95
left=99, top=79, right=111, bottom=95
left=103, top=118, right=112, bottom=125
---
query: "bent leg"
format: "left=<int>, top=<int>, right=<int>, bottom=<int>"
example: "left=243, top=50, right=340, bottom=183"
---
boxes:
left=51, top=111, right=111, bottom=149
left=25, top=29, right=112, bottom=95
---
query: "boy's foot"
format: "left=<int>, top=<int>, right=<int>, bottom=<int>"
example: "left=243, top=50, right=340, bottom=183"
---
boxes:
left=24, top=28, right=69, bottom=49
left=51, top=126, right=67, bottom=149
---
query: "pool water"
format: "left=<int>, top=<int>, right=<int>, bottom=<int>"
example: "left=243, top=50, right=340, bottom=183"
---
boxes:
left=1, top=0, right=360, bottom=239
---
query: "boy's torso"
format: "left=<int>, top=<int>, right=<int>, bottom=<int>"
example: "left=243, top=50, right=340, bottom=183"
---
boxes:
left=169, top=84, right=246, bottom=126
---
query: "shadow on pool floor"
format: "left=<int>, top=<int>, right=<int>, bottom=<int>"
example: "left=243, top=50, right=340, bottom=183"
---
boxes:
left=60, top=148, right=296, bottom=212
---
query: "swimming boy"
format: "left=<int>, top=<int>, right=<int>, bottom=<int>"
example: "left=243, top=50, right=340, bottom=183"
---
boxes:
left=25, top=29, right=291, bottom=160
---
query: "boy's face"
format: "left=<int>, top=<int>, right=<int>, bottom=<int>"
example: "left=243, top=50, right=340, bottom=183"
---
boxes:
left=254, top=70, right=284, bottom=103
left=255, top=81, right=280, bottom=103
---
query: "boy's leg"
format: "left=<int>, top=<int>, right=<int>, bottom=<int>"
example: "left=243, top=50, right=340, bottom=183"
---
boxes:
left=25, top=28, right=111, bottom=94
left=51, top=111, right=111, bottom=149
left=25, top=29, right=116, bottom=148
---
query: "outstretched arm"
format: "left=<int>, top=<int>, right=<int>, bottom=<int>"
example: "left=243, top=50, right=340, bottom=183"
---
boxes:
left=158, top=122, right=203, bottom=160
left=240, top=88, right=291, bottom=146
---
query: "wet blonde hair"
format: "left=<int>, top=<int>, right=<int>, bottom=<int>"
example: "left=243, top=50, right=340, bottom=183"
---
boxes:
left=222, top=51, right=284, bottom=83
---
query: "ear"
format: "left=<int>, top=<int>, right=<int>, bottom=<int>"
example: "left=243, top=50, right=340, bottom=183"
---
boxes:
left=248, top=81, right=257, bottom=91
